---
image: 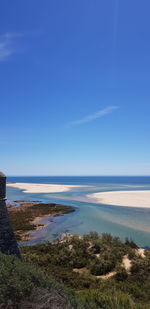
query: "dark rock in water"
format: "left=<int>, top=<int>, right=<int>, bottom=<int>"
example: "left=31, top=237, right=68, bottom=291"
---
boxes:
left=0, top=172, right=21, bottom=258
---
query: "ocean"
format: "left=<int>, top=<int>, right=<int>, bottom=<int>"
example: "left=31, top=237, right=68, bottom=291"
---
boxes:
left=7, top=176, right=150, bottom=248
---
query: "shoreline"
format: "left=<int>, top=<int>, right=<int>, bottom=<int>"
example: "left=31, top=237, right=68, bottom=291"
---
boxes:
left=88, top=190, right=150, bottom=208
left=7, top=182, right=85, bottom=193
left=8, top=201, right=75, bottom=242
left=7, top=183, right=150, bottom=209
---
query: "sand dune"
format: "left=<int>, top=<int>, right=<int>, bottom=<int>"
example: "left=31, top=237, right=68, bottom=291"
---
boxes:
left=88, top=190, right=150, bottom=208
left=7, top=182, right=84, bottom=194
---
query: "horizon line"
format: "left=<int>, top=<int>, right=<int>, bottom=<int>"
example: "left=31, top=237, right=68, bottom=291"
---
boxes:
left=7, top=174, right=150, bottom=177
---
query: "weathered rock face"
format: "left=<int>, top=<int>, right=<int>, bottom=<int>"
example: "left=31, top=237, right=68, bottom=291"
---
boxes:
left=0, top=172, right=21, bottom=258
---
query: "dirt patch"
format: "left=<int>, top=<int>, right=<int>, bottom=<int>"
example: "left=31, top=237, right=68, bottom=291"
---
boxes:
left=73, top=267, right=89, bottom=274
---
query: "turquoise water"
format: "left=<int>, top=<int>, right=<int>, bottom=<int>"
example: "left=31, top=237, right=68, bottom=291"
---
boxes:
left=7, top=176, right=150, bottom=248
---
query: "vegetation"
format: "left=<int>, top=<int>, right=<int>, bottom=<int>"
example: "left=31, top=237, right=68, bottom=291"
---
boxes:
left=22, top=232, right=135, bottom=280
left=0, top=253, right=79, bottom=309
left=8, top=202, right=75, bottom=241
left=77, top=289, right=135, bottom=309
left=21, top=232, right=150, bottom=308
left=1, top=232, right=150, bottom=308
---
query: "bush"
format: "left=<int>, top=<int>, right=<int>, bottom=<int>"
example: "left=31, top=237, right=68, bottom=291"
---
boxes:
left=78, top=289, right=135, bottom=309
left=21, top=232, right=150, bottom=307
left=128, top=249, right=136, bottom=260
left=83, top=232, right=99, bottom=242
left=130, top=256, right=150, bottom=282
left=125, top=238, right=138, bottom=249
left=0, top=253, right=79, bottom=308
left=91, top=239, right=101, bottom=254
left=115, top=265, right=128, bottom=281
left=90, top=258, right=115, bottom=276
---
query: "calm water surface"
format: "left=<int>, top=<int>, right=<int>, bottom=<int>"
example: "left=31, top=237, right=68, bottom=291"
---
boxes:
left=7, top=176, right=150, bottom=247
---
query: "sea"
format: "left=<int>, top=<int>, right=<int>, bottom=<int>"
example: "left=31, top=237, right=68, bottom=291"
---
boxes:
left=6, top=176, right=150, bottom=248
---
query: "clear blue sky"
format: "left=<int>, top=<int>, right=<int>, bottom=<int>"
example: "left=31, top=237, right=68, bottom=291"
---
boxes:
left=0, top=0, right=150, bottom=176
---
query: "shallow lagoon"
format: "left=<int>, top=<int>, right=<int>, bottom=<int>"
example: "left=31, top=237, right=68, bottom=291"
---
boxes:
left=7, top=176, right=150, bottom=247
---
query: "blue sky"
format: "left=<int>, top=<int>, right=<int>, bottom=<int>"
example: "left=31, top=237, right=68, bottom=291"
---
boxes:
left=0, top=0, right=150, bottom=176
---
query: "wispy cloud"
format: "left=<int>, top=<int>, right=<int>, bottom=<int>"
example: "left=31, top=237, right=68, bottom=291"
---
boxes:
left=0, top=32, right=23, bottom=61
left=68, top=106, right=119, bottom=127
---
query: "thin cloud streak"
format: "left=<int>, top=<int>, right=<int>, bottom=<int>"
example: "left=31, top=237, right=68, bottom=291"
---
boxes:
left=0, top=32, right=23, bottom=61
left=0, top=30, right=42, bottom=61
left=68, top=106, right=119, bottom=127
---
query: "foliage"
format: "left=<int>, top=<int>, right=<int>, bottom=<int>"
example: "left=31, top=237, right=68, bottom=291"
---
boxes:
left=130, top=255, right=150, bottom=280
left=125, top=238, right=138, bottom=249
left=115, top=265, right=128, bottom=281
left=78, top=289, right=135, bottom=309
left=22, top=232, right=130, bottom=283
left=1, top=232, right=150, bottom=308
left=21, top=233, right=150, bottom=308
left=90, top=258, right=115, bottom=276
left=0, top=253, right=79, bottom=309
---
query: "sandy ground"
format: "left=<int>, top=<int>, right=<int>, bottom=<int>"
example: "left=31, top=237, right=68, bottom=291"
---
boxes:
left=136, top=248, right=145, bottom=258
left=122, top=255, right=132, bottom=272
left=88, top=190, right=150, bottom=208
left=7, top=182, right=84, bottom=193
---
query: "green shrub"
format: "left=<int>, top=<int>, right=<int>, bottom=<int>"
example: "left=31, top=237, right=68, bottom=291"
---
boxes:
left=21, top=232, right=150, bottom=308
left=115, top=265, right=128, bottom=281
left=0, top=253, right=79, bottom=308
left=128, top=249, right=137, bottom=260
left=78, top=289, right=135, bottom=309
left=83, top=232, right=99, bottom=241
left=90, top=258, right=115, bottom=276
left=125, top=238, right=138, bottom=249
left=91, top=239, right=102, bottom=254
left=131, top=258, right=143, bottom=274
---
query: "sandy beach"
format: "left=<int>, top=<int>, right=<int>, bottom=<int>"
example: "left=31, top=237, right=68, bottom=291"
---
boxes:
left=7, top=182, right=83, bottom=193
left=88, top=190, right=150, bottom=208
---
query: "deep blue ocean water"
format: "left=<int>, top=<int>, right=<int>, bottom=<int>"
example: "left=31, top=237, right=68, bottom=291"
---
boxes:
left=7, top=176, right=150, bottom=248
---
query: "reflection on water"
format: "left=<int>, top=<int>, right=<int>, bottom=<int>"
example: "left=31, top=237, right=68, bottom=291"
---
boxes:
left=6, top=177, right=150, bottom=248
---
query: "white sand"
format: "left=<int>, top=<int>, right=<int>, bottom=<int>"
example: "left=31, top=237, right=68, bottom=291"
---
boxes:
left=7, top=182, right=84, bottom=194
left=88, top=190, right=150, bottom=208
left=136, top=248, right=145, bottom=258
left=122, top=255, right=131, bottom=272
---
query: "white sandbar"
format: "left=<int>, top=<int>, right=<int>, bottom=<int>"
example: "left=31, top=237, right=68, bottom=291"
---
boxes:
left=88, top=190, right=150, bottom=208
left=7, top=182, right=83, bottom=194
